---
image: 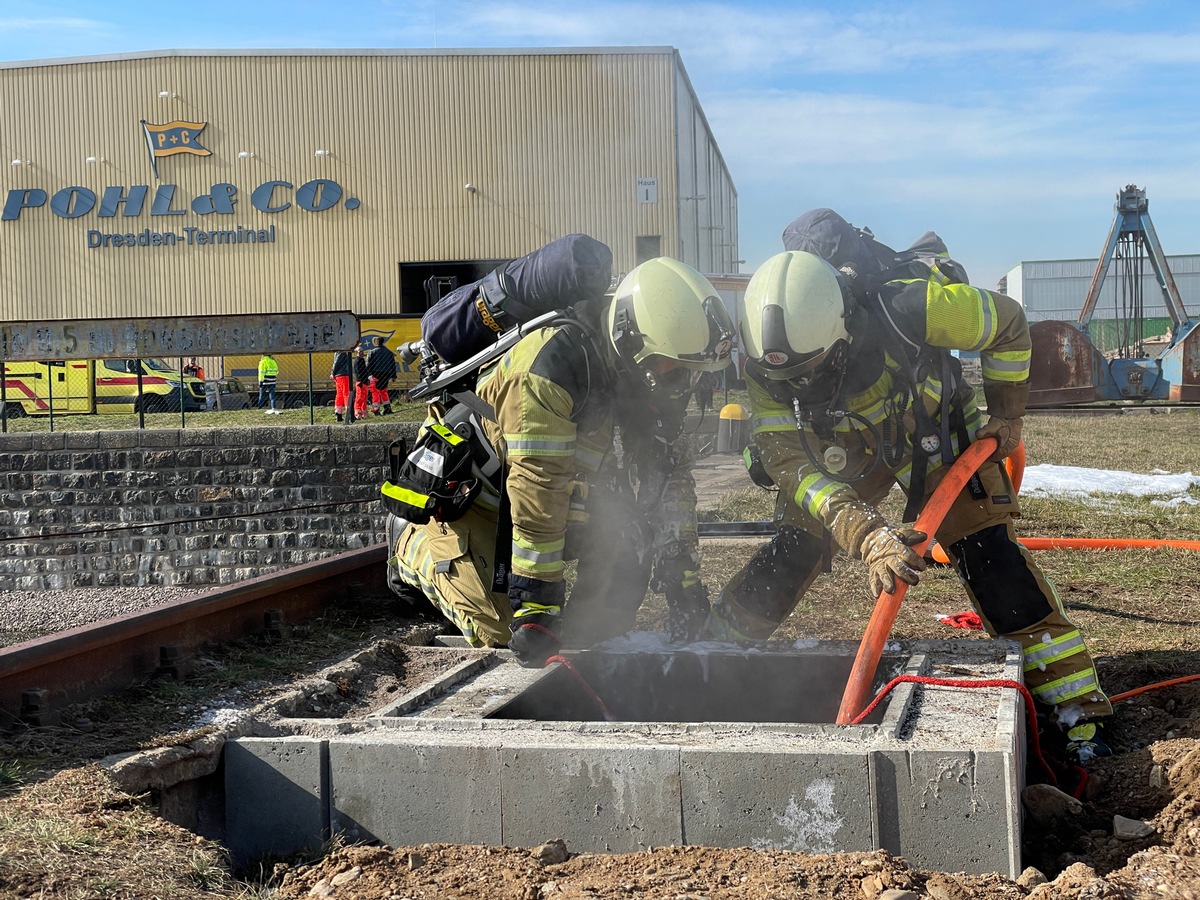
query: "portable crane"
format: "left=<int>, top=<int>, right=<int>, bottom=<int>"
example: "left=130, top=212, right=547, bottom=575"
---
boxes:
left=1027, top=185, right=1200, bottom=405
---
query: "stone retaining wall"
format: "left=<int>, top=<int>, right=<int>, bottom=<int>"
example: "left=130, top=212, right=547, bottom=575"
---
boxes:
left=0, top=422, right=418, bottom=591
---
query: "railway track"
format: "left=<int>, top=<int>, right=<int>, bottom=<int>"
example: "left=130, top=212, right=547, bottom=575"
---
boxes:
left=0, top=544, right=388, bottom=727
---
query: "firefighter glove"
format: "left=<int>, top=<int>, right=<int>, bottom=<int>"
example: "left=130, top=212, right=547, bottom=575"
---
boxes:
left=975, top=416, right=1023, bottom=463
left=980, top=380, right=1028, bottom=463
left=827, top=501, right=887, bottom=558
left=861, top=526, right=927, bottom=597
left=664, top=574, right=710, bottom=643
left=508, top=576, right=565, bottom=668
left=509, top=610, right=562, bottom=668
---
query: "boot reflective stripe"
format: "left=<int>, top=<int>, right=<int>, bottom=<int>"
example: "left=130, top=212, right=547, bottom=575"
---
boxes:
left=1029, top=666, right=1103, bottom=706
left=1023, top=629, right=1087, bottom=670
left=511, top=535, right=565, bottom=578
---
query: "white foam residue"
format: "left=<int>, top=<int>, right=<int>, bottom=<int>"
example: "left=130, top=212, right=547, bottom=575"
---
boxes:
left=751, top=779, right=843, bottom=853
left=1055, top=703, right=1086, bottom=728
left=1152, top=496, right=1200, bottom=508
left=190, top=707, right=249, bottom=728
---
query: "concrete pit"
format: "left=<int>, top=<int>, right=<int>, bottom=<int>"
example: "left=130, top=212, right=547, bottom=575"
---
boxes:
left=224, top=635, right=1026, bottom=876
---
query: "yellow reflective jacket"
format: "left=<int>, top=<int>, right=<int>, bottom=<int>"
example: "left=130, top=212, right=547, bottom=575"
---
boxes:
left=466, top=322, right=698, bottom=586
left=749, top=278, right=1031, bottom=536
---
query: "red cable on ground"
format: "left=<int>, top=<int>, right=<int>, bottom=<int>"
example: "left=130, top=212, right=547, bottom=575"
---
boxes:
left=849, top=674, right=1060, bottom=787
left=546, top=654, right=617, bottom=722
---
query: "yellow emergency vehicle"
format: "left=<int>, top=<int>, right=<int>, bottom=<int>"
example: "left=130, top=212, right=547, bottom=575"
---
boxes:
left=0, top=358, right=206, bottom=417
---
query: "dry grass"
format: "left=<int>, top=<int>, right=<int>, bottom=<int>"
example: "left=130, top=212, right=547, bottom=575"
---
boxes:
left=0, top=767, right=238, bottom=898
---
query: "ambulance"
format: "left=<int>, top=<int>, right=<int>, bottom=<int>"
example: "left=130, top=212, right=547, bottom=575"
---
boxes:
left=0, top=358, right=207, bottom=417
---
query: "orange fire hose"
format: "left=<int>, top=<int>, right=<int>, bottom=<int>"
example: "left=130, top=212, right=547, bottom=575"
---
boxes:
left=835, top=437, right=999, bottom=724
left=928, top=440, right=1200, bottom=559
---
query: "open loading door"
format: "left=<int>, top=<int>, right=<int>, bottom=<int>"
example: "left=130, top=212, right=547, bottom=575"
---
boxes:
left=1029, top=185, right=1200, bottom=406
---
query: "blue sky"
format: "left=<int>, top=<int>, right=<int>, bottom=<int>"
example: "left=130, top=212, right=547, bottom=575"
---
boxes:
left=4, top=0, right=1200, bottom=291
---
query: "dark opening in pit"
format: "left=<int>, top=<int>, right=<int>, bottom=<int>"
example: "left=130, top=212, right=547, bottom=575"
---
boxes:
left=486, top=649, right=907, bottom=724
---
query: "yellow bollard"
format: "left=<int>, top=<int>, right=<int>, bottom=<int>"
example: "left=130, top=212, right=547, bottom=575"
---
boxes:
left=716, top=403, right=750, bottom=453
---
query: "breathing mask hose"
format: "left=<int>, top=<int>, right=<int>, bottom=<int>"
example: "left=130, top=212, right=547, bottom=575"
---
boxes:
left=835, top=436, right=999, bottom=724
left=793, top=400, right=884, bottom=485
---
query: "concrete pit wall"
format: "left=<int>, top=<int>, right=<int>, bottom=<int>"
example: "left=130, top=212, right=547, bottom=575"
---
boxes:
left=225, top=637, right=1026, bottom=877
left=0, top=422, right=418, bottom=591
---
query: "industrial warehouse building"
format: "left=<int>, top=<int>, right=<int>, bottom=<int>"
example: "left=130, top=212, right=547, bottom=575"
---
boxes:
left=1002, top=255, right=1200, bottom=352
left=1, top=47, right=737, bottom=355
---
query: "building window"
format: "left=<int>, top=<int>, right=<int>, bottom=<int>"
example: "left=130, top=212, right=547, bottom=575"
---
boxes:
left=636, top=235, right=662, bottom=265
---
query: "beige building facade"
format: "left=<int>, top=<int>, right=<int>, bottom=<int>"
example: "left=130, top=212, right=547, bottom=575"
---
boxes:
left=1, top=47, right=737, bottom=327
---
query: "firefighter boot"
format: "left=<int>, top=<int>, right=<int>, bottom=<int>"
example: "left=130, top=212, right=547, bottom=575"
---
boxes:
left=703, top=525, right=825, bottom=640
left=1065, top=719, right=1113, bottom=765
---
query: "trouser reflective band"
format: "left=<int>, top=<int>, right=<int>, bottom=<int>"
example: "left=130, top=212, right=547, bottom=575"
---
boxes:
left=1023, top=629, right=1086, bottom=671
left=1028, top=667, right=1104, bottom=707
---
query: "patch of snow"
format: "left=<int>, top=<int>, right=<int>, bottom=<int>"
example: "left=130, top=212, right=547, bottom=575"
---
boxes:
left=1021, top=465, right=1200, bottom=502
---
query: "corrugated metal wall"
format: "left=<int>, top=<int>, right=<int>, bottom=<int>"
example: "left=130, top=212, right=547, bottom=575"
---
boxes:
left=673, top=62, right=738, bottom=275
left=1007, top=256, right=1200, bottom=322
left=2, top=49, right=735, bottom=322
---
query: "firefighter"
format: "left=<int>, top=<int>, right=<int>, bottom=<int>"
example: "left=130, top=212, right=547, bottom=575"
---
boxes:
left=389, top=257, right=734, bottom=667
left=709, top=248, right=1113, bottom=764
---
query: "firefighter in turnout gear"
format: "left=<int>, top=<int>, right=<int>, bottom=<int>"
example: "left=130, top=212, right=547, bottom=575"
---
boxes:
left=709, top=240, right=1112, bottom=763
left=390, top=254, right=734, bottom=667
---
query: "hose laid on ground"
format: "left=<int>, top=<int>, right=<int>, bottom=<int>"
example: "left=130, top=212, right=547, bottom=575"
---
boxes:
left=929, top=441, right=1200, bottom=559
left=835, top=438, right=999, bottom=724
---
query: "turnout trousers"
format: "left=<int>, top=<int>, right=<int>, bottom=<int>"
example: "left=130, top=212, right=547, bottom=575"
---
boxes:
left=390, top=486, right=652, bottom=650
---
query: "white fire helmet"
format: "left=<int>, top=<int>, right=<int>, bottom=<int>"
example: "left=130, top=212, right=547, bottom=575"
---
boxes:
left=607, top=258, right=734, bottom=397
left=742, top=250, right=853, bottom=383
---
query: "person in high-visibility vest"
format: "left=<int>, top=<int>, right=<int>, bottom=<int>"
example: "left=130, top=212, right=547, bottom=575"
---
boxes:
left=257, top=353, right=279, bottom=414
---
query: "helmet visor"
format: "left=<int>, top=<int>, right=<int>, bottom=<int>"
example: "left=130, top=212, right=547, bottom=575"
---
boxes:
left=642, top=356, right=704, bottom=407
left=675, top=296, right=736, bottom=369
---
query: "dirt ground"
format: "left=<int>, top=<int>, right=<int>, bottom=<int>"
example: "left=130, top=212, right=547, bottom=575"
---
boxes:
left=4, top=450, right=1200, bottom=898
left=4, top=619, right=1200, bottom=898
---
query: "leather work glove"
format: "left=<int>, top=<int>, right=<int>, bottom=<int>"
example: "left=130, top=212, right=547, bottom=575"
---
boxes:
left=828, top=500, right=887, bottom=557
left=508, top=576, right=565, bottom=668
left=860, top=526, right=928, bottom=597
left=664, top=576, right=710, bottom=643
left=975, top=416, right=1023, bottom=463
